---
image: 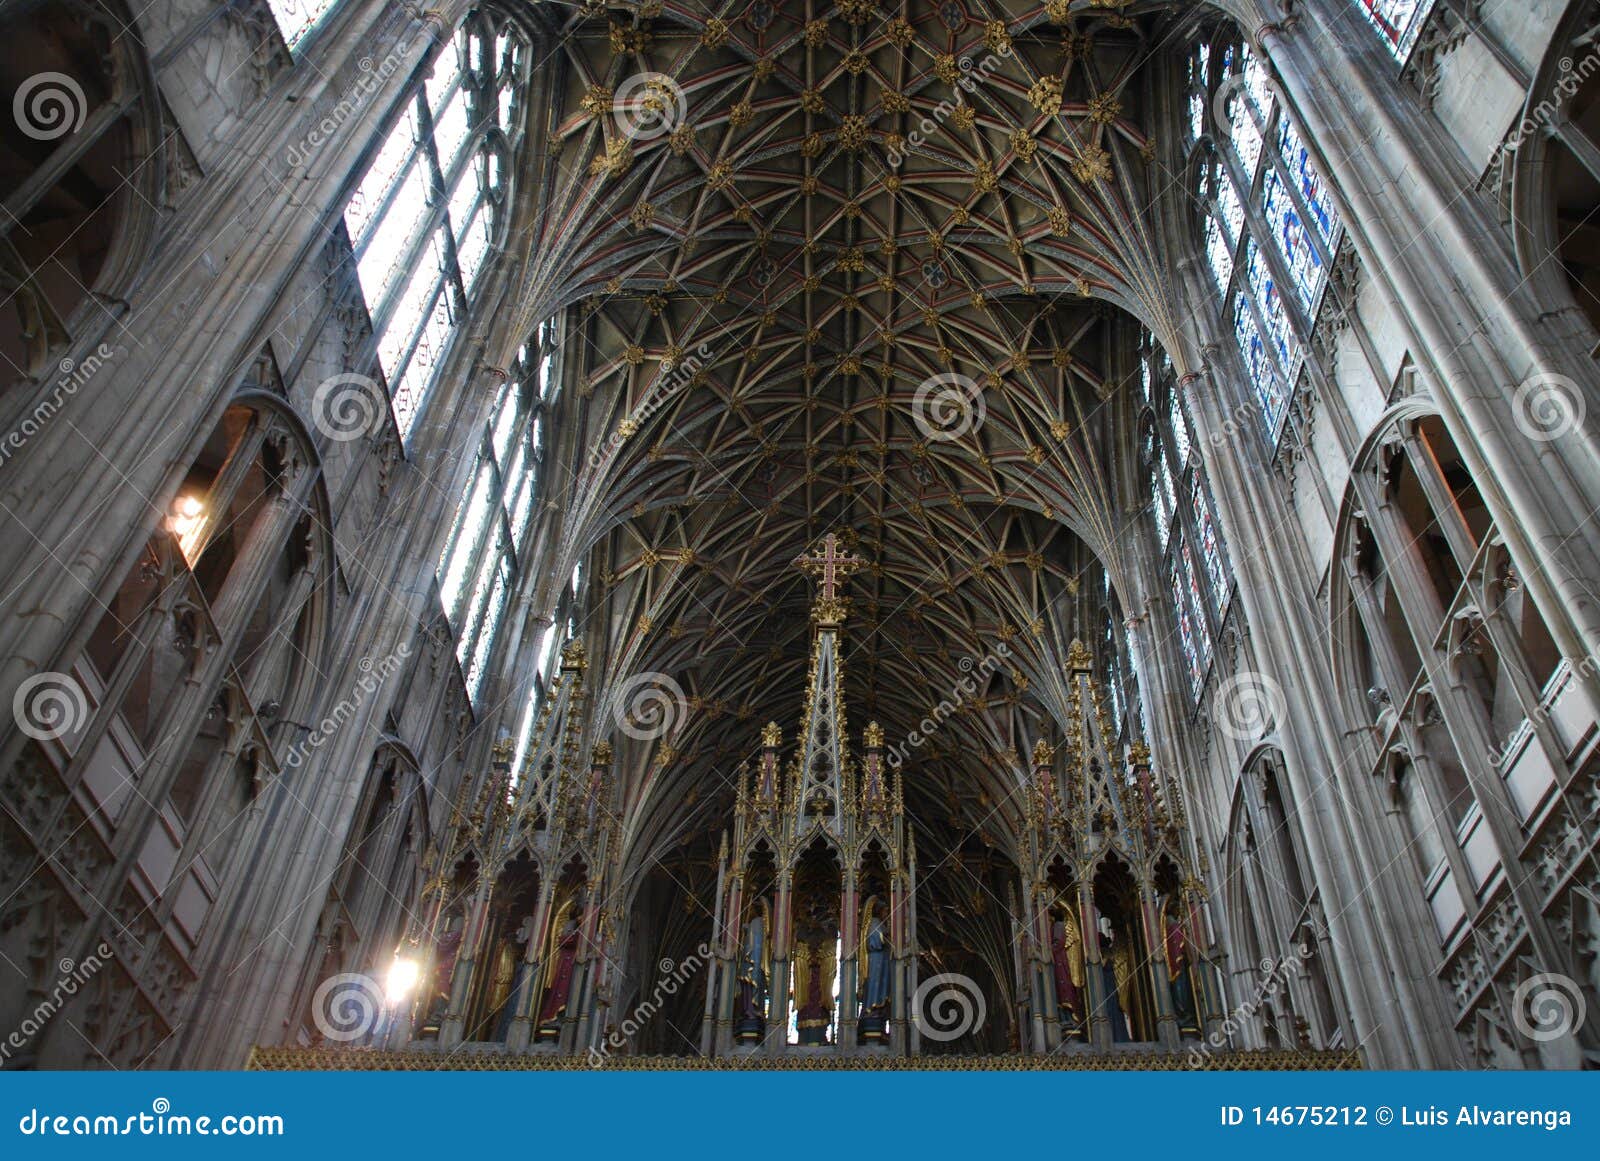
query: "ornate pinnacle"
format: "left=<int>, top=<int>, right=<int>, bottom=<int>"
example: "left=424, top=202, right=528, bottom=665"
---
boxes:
left=491, top=735, right=515, bottom=766
left=761, top=721, right=782, bottom=748
left=591, top=740, right=614, bottom=766
left=561, top=639, right=587, bottom=669
left=1031, top=738, right=1055, bottom=767
left=1065, top=637, right=1093, bottom=672
left=864, top=721, right=885, bottom=748
left=1128, top=740, right=1151, bottom=767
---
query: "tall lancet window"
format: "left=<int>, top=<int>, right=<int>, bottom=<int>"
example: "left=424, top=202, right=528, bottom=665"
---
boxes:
left=1357, top=0, right=1436, bottom=61
left=341, top=10, right=527, bottom=440
left=1141, top=343, right=1231, bottom=700
left=1189, top=39, right=1343, bottom=442
left=437, top=323, right=556, bottom=702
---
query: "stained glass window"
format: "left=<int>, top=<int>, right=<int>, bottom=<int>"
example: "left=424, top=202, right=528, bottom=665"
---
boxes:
left=1205, top=215, right=1234, bottom=294
left=1196, top=35, right=1339, bottom=448
left=1245, top=240, right=1296, bottom=371
left=1191, top=474, right=1230, bottom=606
left=1233, top=296, right=1285, bottom=431
left=1187, top=43, right=1211, bottom=141
left=1144, top=339, right=1229, bottom=700
left=1171, top=558, right=1207, bottom=698
left=1169, top=393, right=1191, bottom=465
left=1358, top=0, right=1434, bottom=60
left=1278, top=117, right=1339, bottom=249
left=342, top=14, right=525, bottom=441
left=1151, top=431, right=1178, bottom=550
left=1260, top=169, right=1320, bottom=310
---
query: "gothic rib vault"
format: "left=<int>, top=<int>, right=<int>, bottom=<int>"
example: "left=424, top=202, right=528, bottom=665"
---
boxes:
left=497, top=0, right=1207, bottom=1002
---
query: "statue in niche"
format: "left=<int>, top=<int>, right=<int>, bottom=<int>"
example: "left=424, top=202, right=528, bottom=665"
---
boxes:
left=493, top=914, right=538, bottom=1041
left=1049, top=903, right=1087, bottom=1037
left=535, top=900, right=582, bottom=1041
left=1098, top=916, right=1132, bottom=1043
left=483, top=929, right=518, bottom=1040
left=857, top=896, right=891, bottom=1042
left=1162, top=896, right=1201, bottom=1037
left=735, top=897, right=770, bottom=1042
left=793, top=892, right=836, bottom=1045
left=421, top=905, right=464, bottom=1034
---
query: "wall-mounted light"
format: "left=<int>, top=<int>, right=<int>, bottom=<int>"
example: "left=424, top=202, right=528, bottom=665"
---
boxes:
left=169, top=492, right=206, bottom=564
left=384, top=955, right=420, bottom=1005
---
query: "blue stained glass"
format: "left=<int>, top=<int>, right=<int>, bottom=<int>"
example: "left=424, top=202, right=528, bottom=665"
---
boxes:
left=1245, top=240, right=1296, bottom=369
left=1228, top=92, right=1263, bottom=176
left=1233, top=296, right=1285, bottom=431
left=1261, top=168, right=1321, bottom=310
left=1278, top=117, right=1339, bottom=248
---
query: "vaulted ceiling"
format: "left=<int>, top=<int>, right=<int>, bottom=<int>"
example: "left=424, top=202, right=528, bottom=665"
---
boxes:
left=500, top=0, right=1206, bottom=973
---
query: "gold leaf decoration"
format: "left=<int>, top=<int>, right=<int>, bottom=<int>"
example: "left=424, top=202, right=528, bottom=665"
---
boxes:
left=1028, top=75, right=1063, bottom=116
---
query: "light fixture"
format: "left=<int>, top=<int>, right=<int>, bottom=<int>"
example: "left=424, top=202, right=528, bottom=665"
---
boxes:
left=384, top=955, right=420, bottom=1005
left=169, top=492, right=206, bottom=563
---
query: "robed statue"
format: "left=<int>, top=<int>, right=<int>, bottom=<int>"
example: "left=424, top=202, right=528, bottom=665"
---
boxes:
left=535, top=903, right=582, bottom=1041
left=857, top=897, right=891, bottom=1042
left=1049, top=904, right=1086, bottom=1037
left=1098, top=918, right=1132, bottom=1043
left=421, top=906, right=465, bottom=1035
left=1162, top=896, right=1200, bottom=1037
left=735, top=898, right=770, bottom=1042
left=793, top=939, right=836, bottom=1045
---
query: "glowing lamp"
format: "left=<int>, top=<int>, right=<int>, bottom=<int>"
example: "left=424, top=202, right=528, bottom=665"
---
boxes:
left=384, top=955, right=420, bottom=1005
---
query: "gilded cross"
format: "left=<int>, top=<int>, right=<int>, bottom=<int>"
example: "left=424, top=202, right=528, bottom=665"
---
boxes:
left=794, top=532, right=864, bottom=601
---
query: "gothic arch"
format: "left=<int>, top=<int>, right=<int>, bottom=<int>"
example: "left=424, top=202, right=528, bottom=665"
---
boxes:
left=1507, top=0, right=1600, bottom=340
left=0, top=0, right=165, bottom=383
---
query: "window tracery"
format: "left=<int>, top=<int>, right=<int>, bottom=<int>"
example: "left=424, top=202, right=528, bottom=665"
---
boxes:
left=1190, top=39, right=1343, bottom=442
left=341, top=11, right=527, bottom=440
